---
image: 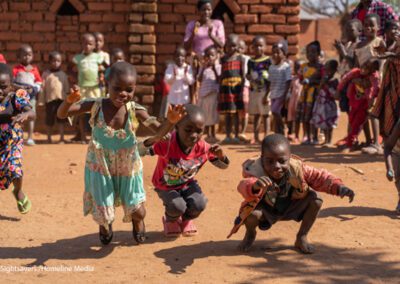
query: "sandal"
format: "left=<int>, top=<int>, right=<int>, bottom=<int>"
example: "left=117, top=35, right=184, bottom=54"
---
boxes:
left=12, top=189, right=31, bottom=214
left=132, top=219, right=146, bottom=244
left=362, top=144, right=383, bottom=155
left=181, top=219, right=198, bottom=237
left=99, top=224, right=113, bottom=245
left=162, top=216, right=181, bottom=237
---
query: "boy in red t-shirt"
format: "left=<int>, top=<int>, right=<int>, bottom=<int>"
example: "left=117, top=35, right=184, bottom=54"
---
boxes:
left=148, top=104, right=230, bottom=237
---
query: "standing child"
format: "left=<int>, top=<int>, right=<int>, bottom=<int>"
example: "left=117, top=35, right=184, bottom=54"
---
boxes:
left=197, top=45, right=221, bottom=143
left=218, top=34, right=245, bottom=144
left=13, top=44, right=42, bottom=146
left=337, top=59, right=380, bottom=151
left=0, top=63, right=35, bottom=214
left=311, top=60, right=339, bottom=147
left=287, top=60, right=303, bottom=143
left=238, top=39, right=251, bottom=142
left=268, top=40, right=292, bottom=135
left=247, top=36, right=272, bottom=144
left=40, top=51, right=69, bottom=144
left=147, top=104, right=230, bottom=237
left=228, top=134, right=355, bottom=254
left=164, top=46, right=195, bottom=106
left=295, top=41, right=324, bottom=145
left=104, top=48, right=125, bottom=81
left=384, top=118, right=400, bottom=213
left=57, top=62, right=186, bottom=245
left=73, top=33, right=104, bottom=143
left=93, top=32, right=110, bottom=97
left=155, top=73, right=170, bottom=121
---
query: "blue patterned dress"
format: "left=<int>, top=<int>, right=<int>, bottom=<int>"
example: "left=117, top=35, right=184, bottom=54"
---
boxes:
left=83, top=100, right=146, bottom=227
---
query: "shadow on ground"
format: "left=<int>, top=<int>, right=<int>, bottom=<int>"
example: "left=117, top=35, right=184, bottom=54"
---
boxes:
left=319, top=206, right=400, bottom=221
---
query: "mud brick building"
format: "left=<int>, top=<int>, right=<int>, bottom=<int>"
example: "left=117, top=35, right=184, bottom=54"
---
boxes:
left=0, top=0, right=300, bottom=115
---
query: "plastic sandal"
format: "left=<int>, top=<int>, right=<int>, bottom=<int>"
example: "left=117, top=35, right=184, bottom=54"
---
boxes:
left=132, top=219, right=146, bottom=244
left=181, top=219, right=198, bottom=237
left=162, top=216, right=181, bottom=238
left=12, top=189, right=31, bottom=214
left=99, top=224, right=113, bottom=245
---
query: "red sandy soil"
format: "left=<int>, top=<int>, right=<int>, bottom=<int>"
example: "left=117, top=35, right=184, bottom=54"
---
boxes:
left=1, top=116, right=400, bottom=283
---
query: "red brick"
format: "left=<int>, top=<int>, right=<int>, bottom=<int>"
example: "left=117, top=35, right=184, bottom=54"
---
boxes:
left=130, top=24, right=154, bottom=34
left=115, top=24, right=129, bottom=33
left=143, top=34, right=157, bottom=44
left=131, top=3, right=157, bottom=13
left=135, top=65, right=156, bottom=75
left=158, top=4, right=172, bottom=13
left=265, top=35, right=283, bottom=44
left=22, top=12, right=43, bottom=21
left=249, top=5, right=272, bottom=13
left=260, top=14, right=286, bottom=24
left=248, top=24, right=274, bottom=34
left=0, top=32, right=20, bottom=41
left=160, top=14, right=184, bottom=23
left=0, top=13, right=19, bottom=21
left=103, top=14, right=126, bottom=23
left=130, top=14, right=144, bottom=23
left=88, top=2, right=112, bottom=11
left=275, top=24, right=300, bottom=34
left=278, top=6, right=300, bottom=15
left=10, top=22, right=32, bottom=32
left=144, top=13, right=158, bottom=24
left=135, top=85, right=154, bottom=95
left=141, top=95, right=154, bottom=104
left=174, top=4, right=196, bottom=14
left=130, top=55, right=142, bottom=64
left=238, top=0, right=261, bottom=3
left=142, top=55, right=156, bottom=65
left=114, top=3, right=131, bottom=12
left=128, top=35, right=141, bottom=43
left=33, top=22, right=55, bottom=32
left=287, top=15, right=300, bottom=24
left=80, top=14, right=102, bottom=22
left=235, top=14, right=258, bottom=24
left=88, top=23, right=113, bottom=33
left=157, top=44, right=176, bottom=55
left=137, top=75, right=155, bottom=84
left=10, top=2, right=30, bottom=11
left=33, top=43, right=57, bottom=52
left=130, top=44, right=156, bottom=54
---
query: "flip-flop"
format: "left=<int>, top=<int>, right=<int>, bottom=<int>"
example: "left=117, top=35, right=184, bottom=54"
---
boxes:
left=12, top=189, right=31, bottom=214
left=99, top=224, right=113, bottom=245
left=181, top=219, right=198, bottom=237
left=162, top=216, right=181, bottom=238
left=132, top=219, right=146, bottom=244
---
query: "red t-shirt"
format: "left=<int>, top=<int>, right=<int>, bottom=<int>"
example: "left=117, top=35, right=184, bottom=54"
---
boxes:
left=12, top=64, right=42, bottom=84
left=150, top=132, right=217, bottom=190
left=0, top=54, right=6, bottom=64
left=356, top=8, right=368, bottom=23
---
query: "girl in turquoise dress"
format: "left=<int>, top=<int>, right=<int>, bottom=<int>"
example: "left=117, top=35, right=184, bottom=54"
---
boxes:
left=0, top=63, right=35, bottom=214
left=58, top=62, right=185, bottom=245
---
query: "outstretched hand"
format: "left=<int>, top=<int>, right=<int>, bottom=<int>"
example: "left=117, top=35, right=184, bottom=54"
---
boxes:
left=209, top=144, right=225, bottom=160
left=11, top=112, right=30, bottom=125
left=338, top=186, right=355, bottom=203
left=166, top=104, right=186, bottom=124
left=66, top=85, right=81, bottom=104
left=252, top=176, right=273, bottom=193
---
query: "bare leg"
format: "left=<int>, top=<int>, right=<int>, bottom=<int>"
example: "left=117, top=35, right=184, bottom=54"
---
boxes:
left=295, top=199, right=323, bottom=254
left=58, top=123, right=65, bottom=143
left=28, top=120, right=34, bottom=141
left=238, top=210, right=262, bottom=252
left=233, top=112, right=240, bottom=138
left=12, top=177, right=26, bottom=202
left=241, top=113, right=249, bottom=135
left=132, top=204, right=146, bottom=243
left=363, top=121, right=372, bottom=145
left=273, top=113, right=284, bottom=134
left=303, top=122, right=310, bottom=142
left=295, top=119, right=301, bottom=140
left=79, top=115, right=88, bottom=143
left=263, top=115, right=270, bottom=137
left=370, top=117, right=380, bottom=146
left=254, top=114, right=261, bottom=142
left=46, top=126, right=53, bottom=144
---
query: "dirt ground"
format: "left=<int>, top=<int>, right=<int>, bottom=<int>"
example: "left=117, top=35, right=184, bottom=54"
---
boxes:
left=1, top=116, right=400, bottom=284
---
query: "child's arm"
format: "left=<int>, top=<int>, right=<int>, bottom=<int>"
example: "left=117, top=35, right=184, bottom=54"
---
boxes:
left=212, top=63, right=221, bottom=82
left=197, top=66, right=205, bottom=83
left=384, top=119, right=400, bottom=181
left=237, top=176, right=272, bottom=202
left=302, top=163, right=355, bottom=202
left=11, top=90, right=36, bottom=124
left=57, top=86, right=94, bottom=119
left=208, top=144, right=230, bottom=169
left=184, top=65, right=195, bottom=86
left=164, top=64, right=176, bottom=85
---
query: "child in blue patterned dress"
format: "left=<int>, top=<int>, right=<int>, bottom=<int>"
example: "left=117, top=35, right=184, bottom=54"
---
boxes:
left=58, top=62, right=186, bottom=245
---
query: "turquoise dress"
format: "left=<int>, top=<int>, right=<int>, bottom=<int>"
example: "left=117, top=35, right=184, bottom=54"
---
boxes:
left=83, top=100, right=145, bottom=227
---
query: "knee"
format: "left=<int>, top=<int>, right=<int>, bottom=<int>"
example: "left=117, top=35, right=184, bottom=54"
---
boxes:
left=245, top=211, right=261, bottom=227
left=132, top=204, right=146, bottom=221
left=166, top=198, right=187, bottom=218
left=185, top=194, right=207, bottom=219
left=312, top=198, right=323, bottom=210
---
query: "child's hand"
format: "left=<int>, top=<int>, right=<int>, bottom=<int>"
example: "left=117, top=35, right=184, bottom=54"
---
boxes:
left=11, top=112, right=29, bottom=125
left=252, top=176, right=272, bottom=193
left=209, top=144, right=225, bottom=160
left=338, top=186, right=355, bottom=203
left=66, top=85, right=81, bottom=104
left=387, top=169, right=394, bottom=181
left=166, top=104, right=186, bottom=124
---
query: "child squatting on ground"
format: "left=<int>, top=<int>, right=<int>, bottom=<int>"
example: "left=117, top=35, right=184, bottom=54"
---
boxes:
left=146, top=104, right=230, bottom=237
left=0, top=63, right=36, bottom=214
left=57, top=62, right=186, bottom=245
left=228, top=134, right=355, bottom=254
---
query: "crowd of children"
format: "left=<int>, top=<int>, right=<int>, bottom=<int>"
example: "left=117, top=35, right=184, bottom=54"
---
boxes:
left=0, top=0, right=399, bottom=256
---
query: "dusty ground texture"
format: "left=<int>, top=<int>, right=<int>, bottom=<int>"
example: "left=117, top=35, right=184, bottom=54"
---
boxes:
left=1, top=117, right=400, bottom=284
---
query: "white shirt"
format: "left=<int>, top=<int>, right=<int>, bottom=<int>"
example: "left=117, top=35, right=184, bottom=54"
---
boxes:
left=268, top=61, right=292, bottom=99
left=164, top=63, right=195, bottom=105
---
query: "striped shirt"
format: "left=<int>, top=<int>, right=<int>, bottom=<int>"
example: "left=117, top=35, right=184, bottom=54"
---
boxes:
left=268, top=61, right=292, bottom=99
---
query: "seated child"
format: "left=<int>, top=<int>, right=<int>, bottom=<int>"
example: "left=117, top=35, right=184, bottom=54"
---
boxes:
left=228, top=134, right=355, bottom=254
left=0, top=63, right=36, bottom=214
left=384, top=118, right=400, bottom=213
left=337, top=59, right=380, bottom=150
left=148, top=104, right=230, bottom=237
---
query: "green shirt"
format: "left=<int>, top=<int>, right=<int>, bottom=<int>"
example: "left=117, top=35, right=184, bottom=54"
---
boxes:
left=73, top=53, right=103, bottom=88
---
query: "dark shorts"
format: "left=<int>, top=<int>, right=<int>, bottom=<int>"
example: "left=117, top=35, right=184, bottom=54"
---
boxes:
left=45, top=99, right=66, bottom=126
left=256, top=190, right=322, bottom=230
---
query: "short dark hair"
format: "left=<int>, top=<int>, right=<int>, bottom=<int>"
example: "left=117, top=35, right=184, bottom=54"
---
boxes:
left=0, top=63, right=12, bottom=78
left=204, top=44, right=217, bottom=55
left=306, top=41, right=321, bottom=54
left=261, top=134, right=290, bottom=155
left=197, top=0, right=212, bottom=10
left=273, top=39, right=288, bottom=55
left=252, top=35, right=266, bottom=45
left=108, top=61, right=137, bottom=82
left=347, top=19, right=363, bottom=31
left=384, top=20, right=399, bottom=32
left=325, top=59, right=339, bottom=71
left=365, top=13, right=381, bottom=27
left=112, top=48, right=124, bottom=56
left=179, top=104, right=205, bottom=124
left=17, top=44, right=32, bottom=58
left=49, top=51, right=62, bottom=61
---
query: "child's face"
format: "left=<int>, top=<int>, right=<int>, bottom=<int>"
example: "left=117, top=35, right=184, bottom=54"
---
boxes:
left=238, top=41, right=247, bottom=55
left=360, top=61, right=376, bottom=75
left=112, top=52, right=125, bottom=64
left=50, top=54, right=62, bottom=71
left=386, top=22, right=400, bottom=42
left=108, top=74, right=136, bottom=108
left=272, top=46, right=285, bottom=63
left=253, top=38, right=266, bottom=57
left=226, top=38, right=239, bottom=56
left=0, top=73, right=11, bottom=101
left=306, top=45, right=319, bottom=64
left=82, top=36, right=96, bottom=54
left=261, top=144, right=290, bottom=181
left=175, top=49, right=186, bottom=67
left=364, top=17, right=379, bottom=38
left=199, top=3, right=212, bottom=22
left=95, top=34, right=105, bottom=52
left=324, top=64, right=336, bottom=78
left=205, top=48, right=217, bottom=64
left=346, top=22, right=362, bottom=41
left=19, top=47, right=33, bottom=66
left=177, top=115, right=205, bottom=149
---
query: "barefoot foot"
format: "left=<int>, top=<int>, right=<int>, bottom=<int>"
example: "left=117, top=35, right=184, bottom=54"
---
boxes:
left=237, top=230, right=256, bottom=253
left=295, top=235, right=315, bottom=254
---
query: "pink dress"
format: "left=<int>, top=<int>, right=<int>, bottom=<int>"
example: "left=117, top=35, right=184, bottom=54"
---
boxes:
left=287, top=76, right=302, bottom=122
left=184, top=20, right=225, bottom=56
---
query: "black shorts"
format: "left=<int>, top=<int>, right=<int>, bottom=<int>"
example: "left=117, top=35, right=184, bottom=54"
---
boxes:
left=45, top=99, right=66, bottom=126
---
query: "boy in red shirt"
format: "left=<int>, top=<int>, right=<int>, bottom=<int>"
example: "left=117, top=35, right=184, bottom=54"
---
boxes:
left=148, top=104, right=229, bottom=237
